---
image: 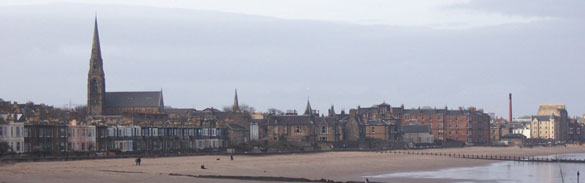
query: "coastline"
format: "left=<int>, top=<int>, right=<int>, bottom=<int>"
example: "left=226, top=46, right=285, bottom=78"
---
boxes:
left=0, top=146, right=583, bottom=183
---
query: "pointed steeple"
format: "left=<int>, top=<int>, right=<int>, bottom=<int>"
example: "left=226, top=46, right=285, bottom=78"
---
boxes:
left=92, top=16, right=101, bottom=60
left=87, top=16, right=106, bottom=116
left=303, top=99, right=313, bottom=115
left=233, top=89, right=241, bottom=112
left=328, top=105, right=335, bottom=117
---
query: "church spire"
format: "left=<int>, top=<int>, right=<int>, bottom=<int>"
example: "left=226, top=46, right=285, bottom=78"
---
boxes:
left=91, top=16, right=102, bottom=66
left=303, top=99, right=313, bottom=115
left=233, top=89, right=241, bottom=112
left=88, top=16, right=106, bottom=116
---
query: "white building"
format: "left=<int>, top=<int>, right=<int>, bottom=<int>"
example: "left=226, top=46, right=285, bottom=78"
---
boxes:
left=0, top=114, right=26, bottom=153
left=512, top=126, right=531, bottom=139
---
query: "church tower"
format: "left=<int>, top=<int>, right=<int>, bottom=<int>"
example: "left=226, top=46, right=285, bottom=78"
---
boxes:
left=233, top=89, right=241, bottom=112
left=87, top=17, right=106, bottom=116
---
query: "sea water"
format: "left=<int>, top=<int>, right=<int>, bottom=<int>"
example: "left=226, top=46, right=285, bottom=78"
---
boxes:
left=368, top=153, right=585, bottom=183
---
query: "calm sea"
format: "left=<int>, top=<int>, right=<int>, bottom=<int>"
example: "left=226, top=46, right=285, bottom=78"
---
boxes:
left=368, top=153, right=585, bottom=183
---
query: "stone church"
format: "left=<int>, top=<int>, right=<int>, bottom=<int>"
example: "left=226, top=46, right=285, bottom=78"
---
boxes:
left=87, top=18, right=164, bottom=116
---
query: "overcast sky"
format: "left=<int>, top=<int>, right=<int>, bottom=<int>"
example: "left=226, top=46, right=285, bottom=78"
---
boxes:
left=0, top=0, right=583, bottom=117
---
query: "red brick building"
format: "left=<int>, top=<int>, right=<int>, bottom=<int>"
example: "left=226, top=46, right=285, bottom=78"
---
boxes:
left=401, top=107, right=490, bottom=145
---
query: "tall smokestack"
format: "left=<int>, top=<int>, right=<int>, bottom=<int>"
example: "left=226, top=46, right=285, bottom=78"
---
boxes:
left=509, top=93, right=512, bottom=124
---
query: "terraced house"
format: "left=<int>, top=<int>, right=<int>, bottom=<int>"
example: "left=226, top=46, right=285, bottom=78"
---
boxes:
left=266, top=101, right=345, bottom=148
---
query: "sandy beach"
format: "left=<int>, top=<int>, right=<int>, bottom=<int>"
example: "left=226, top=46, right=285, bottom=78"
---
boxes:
left=0, top=146, right=584, bottom=183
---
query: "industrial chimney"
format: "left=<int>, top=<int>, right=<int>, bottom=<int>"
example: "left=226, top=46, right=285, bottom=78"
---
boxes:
left=509, top=93, right=512, bottom=124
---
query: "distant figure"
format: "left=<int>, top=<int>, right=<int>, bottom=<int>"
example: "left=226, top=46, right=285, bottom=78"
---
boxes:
left=201, top=165, right=206, bottom=169
left=230, top=155, right=234, bottom=160
left=217, top=158, right=220, bottom=160
left=365, top=178, right=369, bottom=183
left=135, top=157, right=141, bottom=166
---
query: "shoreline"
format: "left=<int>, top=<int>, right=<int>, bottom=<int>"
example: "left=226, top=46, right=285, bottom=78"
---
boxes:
left=0, top=146, right=583, bottom=183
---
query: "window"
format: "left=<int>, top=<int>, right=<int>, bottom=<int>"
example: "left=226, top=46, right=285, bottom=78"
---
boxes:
left=321, top=126, right=327, bottom=134
left=405, top=115, right=410, bottom=120
left=90, top=79, right=99, bottom=94
left=320, top=137, right=328, bottom=141
left=16, top=127, right=20, bottom=137
left=82, top=129, right=86, bottom=136
left=16, top=142, right=21, bottom=151
left=438, top=115, right=442, bottom=120
left=295, top=126, right=302, bottom=134
left=371, top=127, right=376, bottom=133
left=82, top=143, right=86, bottom=151
left=0, top=127, right=3, bottom=136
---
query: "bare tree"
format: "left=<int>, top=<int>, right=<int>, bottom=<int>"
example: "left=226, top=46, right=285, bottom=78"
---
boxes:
left=267, top=108, right=284, bottom=115
left=223, top=104, right=255, bottom=113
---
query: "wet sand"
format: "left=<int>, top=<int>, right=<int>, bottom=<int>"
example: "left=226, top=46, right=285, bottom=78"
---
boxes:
left=0, top=145, right=583, bottom=183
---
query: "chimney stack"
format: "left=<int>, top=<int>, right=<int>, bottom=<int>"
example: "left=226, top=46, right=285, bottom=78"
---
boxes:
left=509, top=93, right=512, bottom=124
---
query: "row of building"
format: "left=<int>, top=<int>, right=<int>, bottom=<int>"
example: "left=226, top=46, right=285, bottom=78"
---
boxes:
left=0, top=114, right=226, bottom=154
left=2, top=96, right=495, bottom=153
left=490, top=104, right=584, bottom=145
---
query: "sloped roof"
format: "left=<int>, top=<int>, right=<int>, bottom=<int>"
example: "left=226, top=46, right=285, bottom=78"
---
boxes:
left=226, top=123, right=246, bottom=130
left=251, top=118, right=268, bottom=124
left=402, top=125, right=431, bottom=133
left=269, top=115, right=313, bottom=125
left=532, top=115, right=555, bottom=121
left=105, top=91, right=163, bottom=108
left=314, top=117, right=338, bottom=126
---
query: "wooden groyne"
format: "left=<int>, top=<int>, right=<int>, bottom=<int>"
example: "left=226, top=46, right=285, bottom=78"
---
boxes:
left=376, top=150, right=585, bottom=164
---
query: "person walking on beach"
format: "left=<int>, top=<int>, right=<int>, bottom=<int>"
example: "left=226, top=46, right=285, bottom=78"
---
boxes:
left=135, top=157, right=141, bottom=166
